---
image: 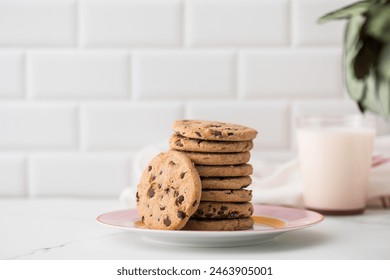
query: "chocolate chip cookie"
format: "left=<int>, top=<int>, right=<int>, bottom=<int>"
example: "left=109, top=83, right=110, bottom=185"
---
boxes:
left=195, top=164, right=253, bottom=177
left=170, top=134, right=254, bottom=153
left=173, top=120, right=258, bottom=141
left=177, top=151, right=250, bottom=166
left=201, top=189, right=252, bottom=202
left=182, top=217, right=254, bottom=231
left=136, top=151, right=201, bottom=230
left=192, top=202, right=253, bottom=219
left=201, top=176, right=252, bottom=190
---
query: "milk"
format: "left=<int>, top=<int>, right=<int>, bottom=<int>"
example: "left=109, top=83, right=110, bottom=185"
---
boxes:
left=297, top=126, right=375, bottom=213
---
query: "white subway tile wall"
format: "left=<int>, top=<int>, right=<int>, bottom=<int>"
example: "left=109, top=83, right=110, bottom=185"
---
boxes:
left=133, top=51, right=235, bottom=99
left=29, top=154, right=131, bottom=197
left=80, top=0, right=183, bottom=46
left=187, top=0, right=289, bottom=46
left=0, top=52, right=24, bottom=98
left=239, top=49, right=343, bottom=97
left=0, top=155, right=25, bottom=196
left=0, top=0, right=76, bottom=46
left=0, top=0, right=359, bottom=197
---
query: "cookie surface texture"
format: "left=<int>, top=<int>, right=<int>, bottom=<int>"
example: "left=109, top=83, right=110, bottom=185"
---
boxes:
left=173, top=120, right=258, bottom=141
left=201, top=176, right=252, bottom=190
left=136, top=151, right=201, bottom=230
left=196, top=164, right=253, bottom=177
left=183, top=217, right=254, bottom=231
left=170, top=134, right=254, bottom=153
left=201, top=189, right=252, bottom=202
left=192, top=202, right=253, bottom=219
left=178, top=151, right=250, bottom=166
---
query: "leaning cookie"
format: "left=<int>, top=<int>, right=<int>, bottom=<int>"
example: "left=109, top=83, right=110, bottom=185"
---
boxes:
left=170, top=134, right=254, bottom=153
left=182, top=217, right=254, bottom=231
left=192, top=202, right=253, bottom=219
left=136, top=151, right=201, bottom=230
left=177, top=151, right=250, bottom=166
left=173, top=120, right=258, bottom=141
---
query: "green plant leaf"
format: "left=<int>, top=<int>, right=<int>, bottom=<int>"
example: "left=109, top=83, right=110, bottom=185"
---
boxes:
left=358, top=71, right=381, bottom=114
left=378, top=44, right=390, bottom=79
left=366, top=6, right=390, bottom=42
left=353, top=36, right=383, bottom=79
left=378, top=79, right=390, bottom=116
left=318, top=1, right=371, bottom=24
left=345, top=16, right=366, bottom=100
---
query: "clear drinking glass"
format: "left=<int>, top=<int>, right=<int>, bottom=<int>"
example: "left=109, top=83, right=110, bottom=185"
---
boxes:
left=297, top=115, right=376, bottom=215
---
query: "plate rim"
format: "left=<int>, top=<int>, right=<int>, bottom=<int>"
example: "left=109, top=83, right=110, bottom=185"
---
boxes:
left=96, top=204, right=324, bottom=235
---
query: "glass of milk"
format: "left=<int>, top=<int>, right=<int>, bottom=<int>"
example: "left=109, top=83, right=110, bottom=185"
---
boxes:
left=297, top=115, right=376, bottom=215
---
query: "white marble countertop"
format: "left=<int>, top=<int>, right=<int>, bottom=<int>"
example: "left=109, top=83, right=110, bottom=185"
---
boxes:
left=1, top=198, right=389, bottom=260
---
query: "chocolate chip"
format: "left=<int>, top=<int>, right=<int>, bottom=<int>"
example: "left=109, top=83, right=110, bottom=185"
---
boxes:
left=175, top=140, right=184, bottom=147
left=136, top=192, right=139, bottom=202
left=141, top=216, right=145, bottom=222
left=148, top=166, right=152, bottom=172
left=168, top=161, right=176, bottom=167
left=164, top=217, right=171, bottom=227
left=158, top=183, right=162, bottom=189
left=228, top=132, right=234, bottom=136
left=195, top=132, right=202, bottom=137
left=174, top=190, right=179, bottom=197
left=220, top=206, right=228, bottom=211
left=176, top=195, right=184, bottom=205
left=160, top=206, right=166, bottom=211
left=212, top=130, right=222, bottom=137
left=177, top=211, right=186, bottom=219
left=212, top=208, right=216, bottom=213
left=192, top=200, right=198, bottom=207
left=180, top=172, right=186, bottom=179
left=197, top=209, right=204, bottom=215
left=159, top=170, right=163, bottom=175
left=229, top=211, right=239, bottom=218
left=149, top=175, right=156, bottom=182
left=147, top=187, right=155, bottom=198
left=217, top=211, right=224, bottom=215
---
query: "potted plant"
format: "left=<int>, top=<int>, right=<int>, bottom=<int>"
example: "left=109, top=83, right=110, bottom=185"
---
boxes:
left=319, top=0, right=390, bottom=117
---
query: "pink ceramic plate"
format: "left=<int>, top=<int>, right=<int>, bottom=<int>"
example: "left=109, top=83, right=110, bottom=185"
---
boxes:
left=97, top=204, right=324, bottom=247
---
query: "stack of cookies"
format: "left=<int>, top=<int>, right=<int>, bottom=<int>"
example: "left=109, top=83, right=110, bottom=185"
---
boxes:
left=136, top=119, right=258, bottom=231
left=170, top=120, right=257, bottom=231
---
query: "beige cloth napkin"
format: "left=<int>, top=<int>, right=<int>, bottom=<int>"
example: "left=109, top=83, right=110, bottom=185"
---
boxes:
left=120, top=136, right=390, bottom=209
